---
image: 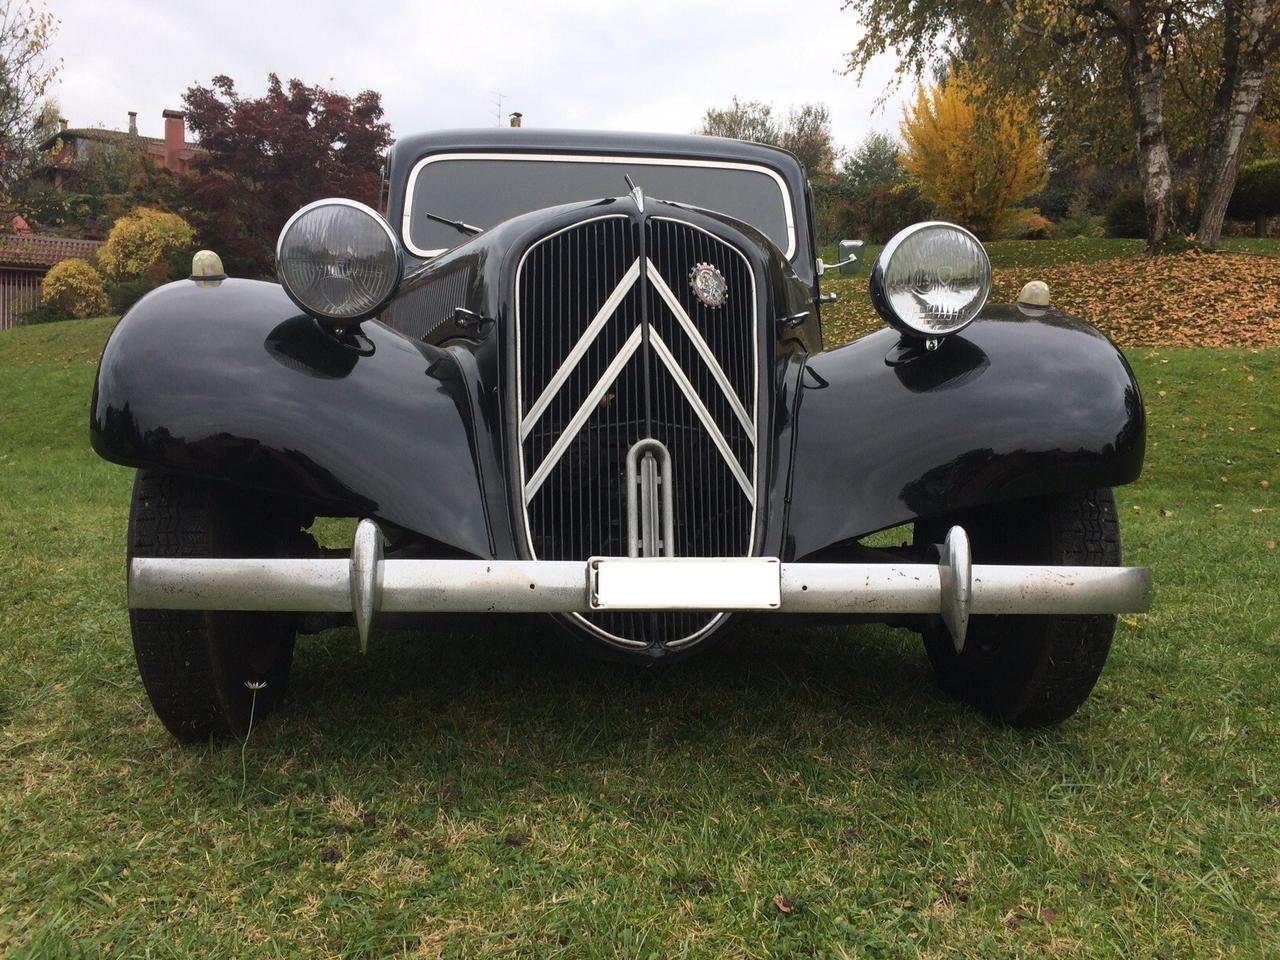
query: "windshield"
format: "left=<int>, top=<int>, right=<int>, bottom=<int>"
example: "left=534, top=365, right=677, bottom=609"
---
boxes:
left=403, top=154, right=796, bottom=258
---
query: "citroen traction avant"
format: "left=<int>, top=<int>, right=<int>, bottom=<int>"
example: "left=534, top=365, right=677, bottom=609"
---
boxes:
left=91, top=129, right=1151, bottom=739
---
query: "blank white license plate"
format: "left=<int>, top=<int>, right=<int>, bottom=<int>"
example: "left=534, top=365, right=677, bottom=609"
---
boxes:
left=588, top=557, right=781, bottom=611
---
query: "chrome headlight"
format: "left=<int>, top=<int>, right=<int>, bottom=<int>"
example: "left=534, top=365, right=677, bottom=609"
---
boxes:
left=276, top=199, right=402, bottom=324
left=869, top=222, right=991, bottom=338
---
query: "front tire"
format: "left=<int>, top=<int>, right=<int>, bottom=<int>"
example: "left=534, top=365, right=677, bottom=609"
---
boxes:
left=914, top=488, right=1122, bottom=727
left=128, top=471, right=304, bottom=741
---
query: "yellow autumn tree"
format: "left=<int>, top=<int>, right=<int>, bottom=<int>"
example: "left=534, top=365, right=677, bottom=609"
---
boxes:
left=900, top=68, right=1049, bottom=239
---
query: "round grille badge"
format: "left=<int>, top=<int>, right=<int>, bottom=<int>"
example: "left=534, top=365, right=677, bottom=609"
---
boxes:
left=689, top=262, right=729, bottom=308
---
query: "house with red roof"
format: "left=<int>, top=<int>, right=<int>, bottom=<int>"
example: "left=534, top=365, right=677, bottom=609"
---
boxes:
left=38, top=109, right=200, bottom=190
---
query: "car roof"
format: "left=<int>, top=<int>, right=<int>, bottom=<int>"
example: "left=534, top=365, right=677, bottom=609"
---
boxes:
left=388, top=128, right=805, bottom=176
left=384, top=129, right=815, bottom=280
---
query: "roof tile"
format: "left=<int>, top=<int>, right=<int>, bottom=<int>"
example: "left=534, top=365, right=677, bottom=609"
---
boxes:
left=0, top=234, right=104, bottom=270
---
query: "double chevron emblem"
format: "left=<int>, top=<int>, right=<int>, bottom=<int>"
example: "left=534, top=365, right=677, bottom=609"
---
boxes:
left=520, top=255, right=755, bottom=506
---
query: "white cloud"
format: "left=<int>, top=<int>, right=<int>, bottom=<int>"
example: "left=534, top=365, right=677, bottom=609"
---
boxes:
left=49, top=0, right=908, bottom=153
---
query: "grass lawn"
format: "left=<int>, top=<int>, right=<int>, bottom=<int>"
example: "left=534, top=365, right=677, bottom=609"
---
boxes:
left=1, top=301, right=1277, bottom=956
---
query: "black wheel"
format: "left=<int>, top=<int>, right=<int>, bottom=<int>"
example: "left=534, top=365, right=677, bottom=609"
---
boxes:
left=128, top=471, right=307, bottom=741
left=913, top=488, right=1121, bottom=727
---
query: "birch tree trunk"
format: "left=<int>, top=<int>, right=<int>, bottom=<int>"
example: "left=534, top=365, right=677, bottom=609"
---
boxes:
left=1124, top=42, right=1174, bottom=252
left=1194, top=0, right=1273, bottom=248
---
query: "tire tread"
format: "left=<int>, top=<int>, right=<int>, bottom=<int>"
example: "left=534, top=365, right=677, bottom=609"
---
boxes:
left=917, top=488, right=1121, bottom=727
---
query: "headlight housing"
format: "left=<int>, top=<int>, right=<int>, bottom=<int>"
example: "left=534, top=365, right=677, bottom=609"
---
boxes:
left=869, top=221, right=991, bottom=338
left=276, top=198, right=402, bottom=325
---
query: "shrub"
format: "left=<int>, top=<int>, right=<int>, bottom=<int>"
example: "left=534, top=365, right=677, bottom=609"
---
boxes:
left=18, top=303, right=70, bottom=325
left=815, top=180, right=934, bottom=244
left=1057, top=190, right=1105, bottom=238
left=1104, top=187, right=1147, bottom=238
left=98, top=207, right=195, bottom=282
left=41, top=259, right=110, bottom=319
left=1029, top=173, right=1075, bottom=221
left=1105, top=182, right=1196, bottom=239
left=1003, top=208, right=1056, bottom=240
left=1228, top=158, right=1280, bottom=236
left=106, top=278, right=156, bottom=315
left=858, top=183, right=934, bottom=242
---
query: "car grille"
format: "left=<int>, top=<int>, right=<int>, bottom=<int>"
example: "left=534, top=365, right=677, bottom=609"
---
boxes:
left=515, top=214, right=759, bottom=647
left=381, top=262, right=472, bottom=340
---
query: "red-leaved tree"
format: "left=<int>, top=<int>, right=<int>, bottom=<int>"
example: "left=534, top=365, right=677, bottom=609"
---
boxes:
left=182, top=74, right=392, bottom=277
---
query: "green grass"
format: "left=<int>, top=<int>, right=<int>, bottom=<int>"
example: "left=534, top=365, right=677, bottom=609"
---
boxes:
left=1, top=315, right=1277, bottom=958
left=1216, top=236, right=1280, bottom=257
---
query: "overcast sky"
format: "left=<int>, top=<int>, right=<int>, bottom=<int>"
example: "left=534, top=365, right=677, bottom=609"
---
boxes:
left=48, top=0, right=907, bottom=156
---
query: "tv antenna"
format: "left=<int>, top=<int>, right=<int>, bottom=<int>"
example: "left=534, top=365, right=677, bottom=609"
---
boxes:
left=491, top=90, right=506, bottom=127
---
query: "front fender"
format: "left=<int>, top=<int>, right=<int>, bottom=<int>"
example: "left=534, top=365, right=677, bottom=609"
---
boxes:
left=91, top=278, right=496, bottom=558
left=788, top=305, right=1145, bottom=558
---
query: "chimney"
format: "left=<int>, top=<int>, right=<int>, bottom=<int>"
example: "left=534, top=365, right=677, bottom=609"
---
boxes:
left=59, top=117, right=67, bottom=131
left=128, top=111, right=138, bottom=135
left=162, top=109, right=185, bottom=169
left=509, top=111, right=522, bottom=128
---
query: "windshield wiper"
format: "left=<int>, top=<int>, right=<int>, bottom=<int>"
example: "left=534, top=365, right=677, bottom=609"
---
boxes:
left=422, top=211, right=484, bottom=236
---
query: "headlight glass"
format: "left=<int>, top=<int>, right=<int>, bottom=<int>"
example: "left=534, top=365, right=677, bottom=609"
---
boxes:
left=277, top=199, right=401, bottom=323
left=871, top=222, right=991, bottom=337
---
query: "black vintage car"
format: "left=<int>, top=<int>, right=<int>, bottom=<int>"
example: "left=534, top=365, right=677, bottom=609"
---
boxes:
left=91, top=129, right=1151, bottom=740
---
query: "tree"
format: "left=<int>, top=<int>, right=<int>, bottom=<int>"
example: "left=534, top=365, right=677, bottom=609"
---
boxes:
left=812, top=132, right=921, bottom=245
left=698, top=97, right=780, bottom=145
left=698, top=98, right=836, bottom=177
left=780, top=103, right=837, bottom=178
left=182, top=74, right=393, bottom=277
left=899, top=68, right=1049, bottom=238
left=0, top=0, right=59, bottom=188
left=10, top=131, right=184, bottom=238
left=73, top=136, right=149, bottom=197
left=1192, top=0, right=1280, bottom=245
left=839, top=0, right=1280, bottom=252
left=839, top=132, right=906, bottom=192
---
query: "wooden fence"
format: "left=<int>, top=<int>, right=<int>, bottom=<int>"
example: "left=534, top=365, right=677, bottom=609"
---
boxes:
left=0, top=268, right=44, bottom=331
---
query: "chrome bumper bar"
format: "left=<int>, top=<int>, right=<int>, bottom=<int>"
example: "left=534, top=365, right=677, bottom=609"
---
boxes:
left=129, top=521, right=1152, bottom=653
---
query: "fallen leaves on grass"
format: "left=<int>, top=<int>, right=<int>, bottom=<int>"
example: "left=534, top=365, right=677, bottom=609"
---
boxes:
left=996, top=250, right=1280, bottom=348
left=1003, top=906, right=1059, bottom=930
left=822, top=249, right=1280, bottom=350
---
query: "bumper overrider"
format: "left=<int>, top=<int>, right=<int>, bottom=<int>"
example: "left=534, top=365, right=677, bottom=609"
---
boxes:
left=129, top=520, right=1152, bottom=654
